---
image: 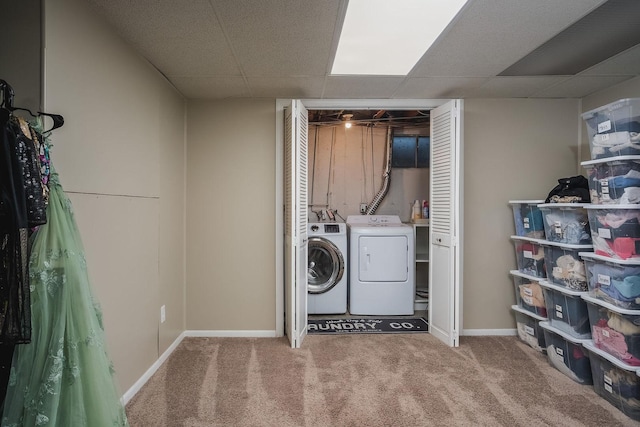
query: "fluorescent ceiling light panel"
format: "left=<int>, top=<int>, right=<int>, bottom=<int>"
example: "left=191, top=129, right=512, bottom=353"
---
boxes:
left=331, top=0, right=467, bottom=75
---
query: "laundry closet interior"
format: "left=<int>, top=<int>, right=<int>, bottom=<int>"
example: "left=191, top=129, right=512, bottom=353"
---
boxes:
left=305, top=108, right=432, bottom=322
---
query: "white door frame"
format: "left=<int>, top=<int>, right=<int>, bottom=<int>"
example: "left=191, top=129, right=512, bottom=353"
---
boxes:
left=275, top=98, right=449, bottom=338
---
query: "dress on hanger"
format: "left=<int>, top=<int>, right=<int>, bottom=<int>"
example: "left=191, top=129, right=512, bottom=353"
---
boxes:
left=1, top=127, right=128, bottom=426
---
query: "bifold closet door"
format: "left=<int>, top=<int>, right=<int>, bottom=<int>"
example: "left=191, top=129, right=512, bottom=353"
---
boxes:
left=429, top=99, right=462, bottom=347
left=284, top=99, right=308, bottom=349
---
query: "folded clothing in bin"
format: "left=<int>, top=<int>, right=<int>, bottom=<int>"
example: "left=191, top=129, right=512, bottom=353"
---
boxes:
left=584, top=295, right=640, bottom=366
left=511, top=271, right=547, bottom=317
left=582, top=98, right=640, bottom=161
left=511, top=236, right=546, bottom=278
left=540, top=321, right=592, bottom=384
left=512, top=305, right=546, bottom=353
left=591, top=130, right=640, bottom=159
left=540, top=281, right=590, bottom=339
left=586, top=205, right=640, bottom=260
left=509, top=200, right=546, bottom=238
left=538, top=204, right=591, bottom=245
left=541, top=241, right=590, bottom=291
left=581, top=252, right=640, bottom=310
left=583, top=341, right=640, bottom=421
left=582, top=157, right=640, bottom=204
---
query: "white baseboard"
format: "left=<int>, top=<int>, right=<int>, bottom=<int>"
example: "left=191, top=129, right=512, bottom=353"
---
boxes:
left=122, top=331, right=186, bottom=405
left=185, top=330, right=277, bottom=338
left=461, top=329, right=517, bottom=336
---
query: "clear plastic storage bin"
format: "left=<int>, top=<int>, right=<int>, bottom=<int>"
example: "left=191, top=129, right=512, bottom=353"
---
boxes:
left=540, top=281, right=590, bottom=339
left=538, top=204, right=591, bottom=245
left=512, top=305, right=546, bottom=353
left=511, top=236, right=546, bottom=278
left=582, top=98, right=640, bottom=160
left=509, top=200, right=546, bottom=238
left=582, top=156, right=640, bottom=204
left=585, top=205, right=640, bottom=260
left=540, top=241, right=591, bottom=291
left=584, top=341, right=640, bottom=421
left=580, top=251, right=640, bottom=310
left=540, top=321, right=592, bottom=384
left=583, top=294, right=640, bottom=366
left=511, top=270, right=547, bottom=317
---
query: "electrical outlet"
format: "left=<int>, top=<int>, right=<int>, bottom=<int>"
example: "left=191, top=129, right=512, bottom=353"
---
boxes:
left=160, top=305, right=166, bottom=323
left=360, top=204, right=367, bottom=214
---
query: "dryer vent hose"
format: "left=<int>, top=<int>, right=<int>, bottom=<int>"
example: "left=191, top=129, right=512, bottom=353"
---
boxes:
left=365, top=126, right=392, bottom=215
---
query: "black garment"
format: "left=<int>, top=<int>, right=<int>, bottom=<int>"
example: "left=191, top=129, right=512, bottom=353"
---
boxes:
left=545, top=175, right=590, bottom=203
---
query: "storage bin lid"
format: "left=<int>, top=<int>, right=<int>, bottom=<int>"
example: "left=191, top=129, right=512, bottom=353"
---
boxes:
left=539, top=321, right=590, bottom=345
left=583, top=204, right=640, bottom=210
left=511, top=304, right=547, bottom=321
left=539, top=240, right=592, bottom=250
left=583, top=340, right=640, bottom=373
left=581, top=155, right=640, bottom=167
left=539, top=280, right=588, bottom=297
left=579, top=251, right=640, bottom=266
left=508, top=200, right=545, bottom=205
left=537, top=203, right=589, bottom=208
left=510, top=235, right=547, bottom=245
left=581, top=293, right=640, bottom=316
left=510, top=270, right=546, bottom=282
left=581, top=98, right=640, bottom=119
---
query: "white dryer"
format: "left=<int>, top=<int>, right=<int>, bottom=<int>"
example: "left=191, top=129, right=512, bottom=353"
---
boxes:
left=307, top=222, right=348, bottom=314
left=346, top=215, right=415, bottom=315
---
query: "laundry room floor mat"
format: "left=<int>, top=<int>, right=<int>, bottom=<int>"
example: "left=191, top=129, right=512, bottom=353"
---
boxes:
left=308, top=317, right=428, bottom=334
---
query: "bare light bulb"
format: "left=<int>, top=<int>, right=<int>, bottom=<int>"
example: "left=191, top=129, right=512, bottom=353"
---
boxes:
left=345, top=122, right=352, bottom=129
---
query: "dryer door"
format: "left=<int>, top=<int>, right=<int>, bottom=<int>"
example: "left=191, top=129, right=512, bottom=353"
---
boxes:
left=308, top=237, right=345, bottom=294
left=358, top=235, right=408, bottom=282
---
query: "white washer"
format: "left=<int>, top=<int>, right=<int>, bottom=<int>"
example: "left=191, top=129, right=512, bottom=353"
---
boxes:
left=307, top=222, right=348, bottom=314
left=346, top=215, right=415, bottom=315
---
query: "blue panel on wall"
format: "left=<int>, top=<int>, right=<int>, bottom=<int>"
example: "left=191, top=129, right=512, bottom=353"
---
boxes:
left=392, top=136, right=417, bottom=168
left=417, top=136, right=430, bottom=168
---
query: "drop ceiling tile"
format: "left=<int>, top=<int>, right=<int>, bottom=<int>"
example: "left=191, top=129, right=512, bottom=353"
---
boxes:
left=581, top=44, right=640, bottom=76
left=410, top=0, right=605, bottom=77
left=89, top=0, right=240, bottom=76
left=246, top=77, right=325, bottom=99
left=467, top=76, right=569, bottom=98
left=532, top=75, right=635, bottom=98
left=212, top=0, right=340, bottom=77
left=394, top=77, right=487, bottom=99
left=322, top=76, right=404, bottom=99
left=170, top=77, right=250, bottom=99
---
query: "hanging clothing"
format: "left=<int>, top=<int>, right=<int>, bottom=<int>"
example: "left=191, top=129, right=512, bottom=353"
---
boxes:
left=0, top=115, right=49, bottom=346
left=2, top=140, right=128, bottom=425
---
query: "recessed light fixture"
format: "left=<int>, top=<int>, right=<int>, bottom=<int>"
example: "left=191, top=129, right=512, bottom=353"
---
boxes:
left=331, top=0, right=468, bottom=76
left=343, top=113, right=353, bottom=128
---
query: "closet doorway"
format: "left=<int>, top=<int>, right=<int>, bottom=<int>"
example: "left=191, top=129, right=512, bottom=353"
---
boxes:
left=276, top=99, right=463, bottom=349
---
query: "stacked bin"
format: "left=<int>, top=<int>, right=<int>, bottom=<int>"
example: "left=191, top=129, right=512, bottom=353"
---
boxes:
left=579, top=98, right=640, bottom=422
left=509, top=201, right=548, bottom=352
left=536, top=227, right=593, bottom=382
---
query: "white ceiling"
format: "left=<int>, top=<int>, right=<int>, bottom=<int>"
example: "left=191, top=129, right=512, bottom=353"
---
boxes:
left=87, top=0, right=640, bottom=100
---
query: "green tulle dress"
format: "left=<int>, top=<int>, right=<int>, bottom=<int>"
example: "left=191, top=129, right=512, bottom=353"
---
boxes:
left=1, top=166, right=129, bottom=426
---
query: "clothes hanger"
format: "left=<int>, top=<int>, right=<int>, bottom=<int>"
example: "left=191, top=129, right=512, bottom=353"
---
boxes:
left=0, top=79, right=64, bottom=132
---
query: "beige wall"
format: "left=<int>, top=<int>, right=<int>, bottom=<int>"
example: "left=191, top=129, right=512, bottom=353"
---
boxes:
left=463, top=98, right=581, bottom=331
left=186, top=99, right=276, bottom=332
left=43, top=0, right=186, bottom=392
left=309, top=124, right=429, bottom=222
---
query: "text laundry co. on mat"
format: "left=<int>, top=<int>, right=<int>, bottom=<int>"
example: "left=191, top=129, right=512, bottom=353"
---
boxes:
left=308, top=317, right=428, bottom=334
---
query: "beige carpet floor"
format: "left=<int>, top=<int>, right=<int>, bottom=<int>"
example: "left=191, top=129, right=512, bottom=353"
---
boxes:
left=125, top=334, right=639, bottom=426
